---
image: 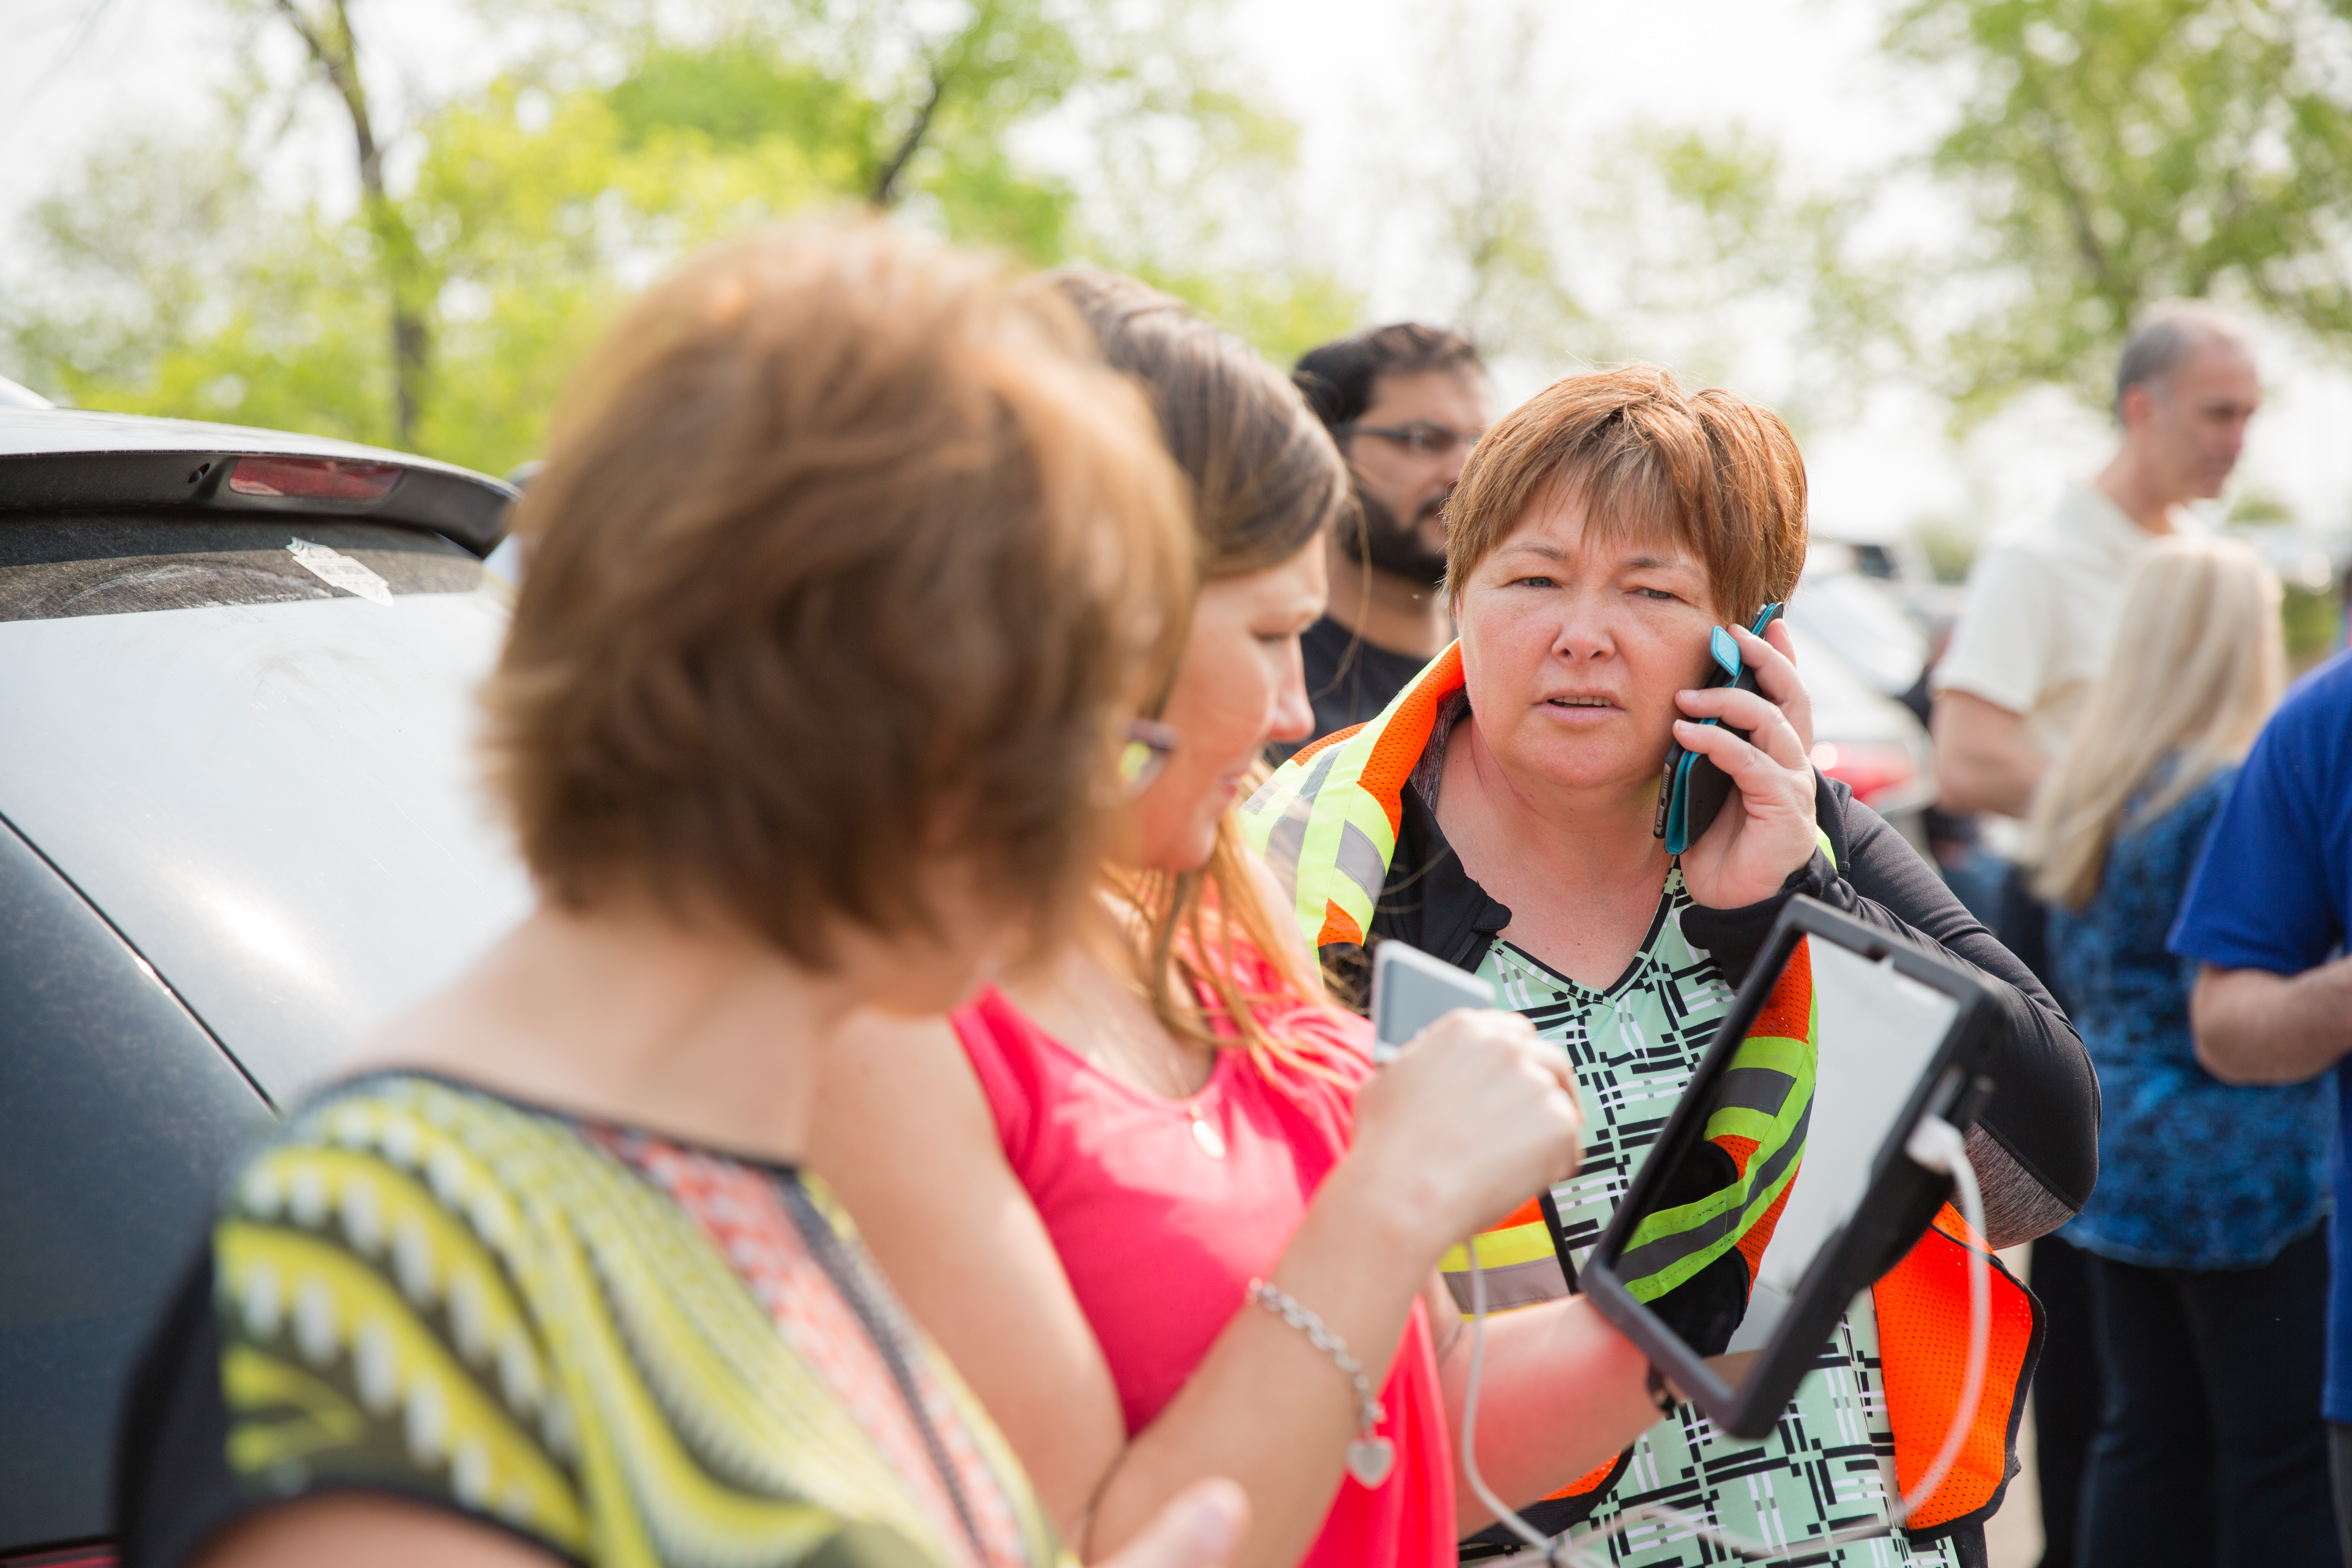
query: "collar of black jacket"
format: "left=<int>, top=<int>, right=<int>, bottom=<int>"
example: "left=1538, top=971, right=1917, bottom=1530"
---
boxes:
left=1321, top=766, right=1851, bottom=1009
left=1319, top=780, right=1511, bottom=1007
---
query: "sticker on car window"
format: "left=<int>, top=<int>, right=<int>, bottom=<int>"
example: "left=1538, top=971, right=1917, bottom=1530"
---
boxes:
left=285, top=537, right=394, bottom=607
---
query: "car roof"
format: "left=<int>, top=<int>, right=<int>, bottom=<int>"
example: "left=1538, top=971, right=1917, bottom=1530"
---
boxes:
left=0, top=406, right=519, bottom=555
left=0, top=374, right=55, bottom=409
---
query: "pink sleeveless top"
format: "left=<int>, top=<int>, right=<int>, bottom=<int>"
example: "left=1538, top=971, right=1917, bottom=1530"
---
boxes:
left=951, top=971, right=1455, bottom=1568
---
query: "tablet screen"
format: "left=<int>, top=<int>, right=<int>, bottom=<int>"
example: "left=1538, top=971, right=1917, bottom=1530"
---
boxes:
left=1610, top=934, right=1962, bottom=1369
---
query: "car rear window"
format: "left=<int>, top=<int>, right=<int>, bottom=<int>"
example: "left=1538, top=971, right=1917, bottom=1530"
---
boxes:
left=0, top=525, right=533, bottom=1102
left=0, top=515, right=482, bottom=621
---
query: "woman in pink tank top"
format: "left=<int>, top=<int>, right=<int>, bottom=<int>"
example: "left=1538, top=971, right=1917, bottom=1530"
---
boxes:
left=812, top=282, right=1664, bottom=1568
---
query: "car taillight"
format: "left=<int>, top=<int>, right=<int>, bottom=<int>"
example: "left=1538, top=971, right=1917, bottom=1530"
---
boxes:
left=1810, top=740, right=1915, bottom=805
left=0, top=1544, right=116, bottom=1568
left=225, top=455, right=402, bottom=502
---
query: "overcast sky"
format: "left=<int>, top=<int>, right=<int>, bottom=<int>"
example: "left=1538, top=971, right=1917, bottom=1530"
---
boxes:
left=7, top=0, right=2350, bottom=550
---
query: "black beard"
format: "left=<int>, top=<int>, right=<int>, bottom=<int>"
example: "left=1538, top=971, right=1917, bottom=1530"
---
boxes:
left=1341, top=485, right=1450, bottom=588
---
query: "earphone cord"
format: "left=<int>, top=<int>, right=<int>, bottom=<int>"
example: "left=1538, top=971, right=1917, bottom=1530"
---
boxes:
left=1454, top=1113, right=1992, bottom=1565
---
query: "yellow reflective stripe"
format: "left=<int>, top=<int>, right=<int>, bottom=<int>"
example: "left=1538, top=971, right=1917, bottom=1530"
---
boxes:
left=1699, top=1106, right=1781, bottom=1145
left=1816, top=824, right=1837, bottom=868
left=1238, top=767, right=1305, bottom=855
left=1721, top=1034, right=1808, bottom=1077
left=1626, top=1155, right=1804, bottom=1303
left=1619, top=988, right=1818, bottom=1299
left=1622, top=1166, right=1753, bottom=1253
left=1438, top=1219, right=1555, bottom=1273
left=1250, top=653, right=1457, bottom=946
left=1325, top=788, right=1399, bottom=925
left=1290, top=725, right=1382, bottom=939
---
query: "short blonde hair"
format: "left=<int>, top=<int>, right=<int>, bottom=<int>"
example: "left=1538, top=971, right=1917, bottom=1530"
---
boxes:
left=483, top=223, right=1194, bottom=965
left=1446, top=364, right=1807, bottom=621
left=2029, top=535, right=2284, bottom=909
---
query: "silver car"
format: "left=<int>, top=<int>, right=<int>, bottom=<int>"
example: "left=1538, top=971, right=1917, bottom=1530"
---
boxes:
left=1785, top=552, right=1936, bottom=854
left=0, top=402, right=530, bottom=1562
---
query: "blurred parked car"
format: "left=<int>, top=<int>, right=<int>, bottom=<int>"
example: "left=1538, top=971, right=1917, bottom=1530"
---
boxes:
left=1786, top=617, right=1935, bottom=855
left=1788, top=543, right=1929, bottom=697
left=0, top=407, right=531, bottom=1565
left=1786, top=546, right=1936, bottom=854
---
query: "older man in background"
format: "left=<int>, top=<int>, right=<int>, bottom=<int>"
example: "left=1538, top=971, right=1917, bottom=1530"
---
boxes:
left=1282, top=323, right=1490, bottom=751
left=1932, top=300, right=2263, bottom=1568
left=1935, top=303, right=2261, bottom=826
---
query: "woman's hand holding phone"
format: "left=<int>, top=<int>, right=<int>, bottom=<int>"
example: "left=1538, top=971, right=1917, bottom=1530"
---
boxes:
left=1672, top=619, right=1823, bottom=911
left=1344, top=1008, right=1585, bottom=1250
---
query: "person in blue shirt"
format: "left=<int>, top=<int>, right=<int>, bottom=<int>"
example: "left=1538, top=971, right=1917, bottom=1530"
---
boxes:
left=2029, top=535, right=2334, bottom=1566
left=2168, top=579, right=2352, bottom=1567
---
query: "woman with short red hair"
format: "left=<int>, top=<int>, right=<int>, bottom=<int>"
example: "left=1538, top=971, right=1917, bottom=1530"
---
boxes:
left=808, top=282, right=1673, bottom=1568
left=1248, top=364, right=2096, bottom=1566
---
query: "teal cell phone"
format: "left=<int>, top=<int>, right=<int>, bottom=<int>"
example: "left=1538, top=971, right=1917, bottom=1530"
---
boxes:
left=1653, top=602, right=1785, bottom=856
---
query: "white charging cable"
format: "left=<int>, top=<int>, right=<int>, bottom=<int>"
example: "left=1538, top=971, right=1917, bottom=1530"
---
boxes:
left=1455, top=1112, right=1991, bottom=1566
left=1458, top=1224, right=1560, bottom=1559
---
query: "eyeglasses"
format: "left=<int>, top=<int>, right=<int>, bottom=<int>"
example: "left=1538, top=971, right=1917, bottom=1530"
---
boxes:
left=1333, top=420, right=1486, bottom=459
left=1118, top=718, right=1181, bottom=797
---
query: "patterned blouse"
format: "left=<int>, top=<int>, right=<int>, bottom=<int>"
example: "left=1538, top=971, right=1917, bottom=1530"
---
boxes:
left=119, top=1073, right=1061, bottom=1568
left=2051, top=764, right=2336, bottom=1270
left=1471, top=872, right=1959, bottom=1568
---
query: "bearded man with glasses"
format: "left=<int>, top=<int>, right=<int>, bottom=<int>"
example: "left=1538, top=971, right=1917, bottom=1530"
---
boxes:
left=1280, top=323, right=1492, bottom=755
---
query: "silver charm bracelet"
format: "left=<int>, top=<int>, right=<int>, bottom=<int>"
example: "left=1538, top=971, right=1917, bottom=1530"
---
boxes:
left=1245, top=1278, right=1395, bottom=1488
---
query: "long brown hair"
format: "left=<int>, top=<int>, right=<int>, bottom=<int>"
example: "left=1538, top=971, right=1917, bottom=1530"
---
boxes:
left=1051, top=272, right=1352, bottom=1055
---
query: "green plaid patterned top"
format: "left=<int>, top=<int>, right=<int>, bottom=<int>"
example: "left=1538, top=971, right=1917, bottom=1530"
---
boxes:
left=1467, top=874, right=1961, bottom=1568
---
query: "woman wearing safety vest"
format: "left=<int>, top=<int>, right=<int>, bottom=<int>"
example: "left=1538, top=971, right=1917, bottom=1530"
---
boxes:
left=1243, top=366, right=2100, bottom=1564
left=811, top=278, right=1682, bottom=1568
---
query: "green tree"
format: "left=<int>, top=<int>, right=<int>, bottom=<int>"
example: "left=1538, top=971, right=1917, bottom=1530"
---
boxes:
left=1889, top=0, right=2352, bottom=417
left=1348, top=2, right=1911, bottom=430
left=1425, top=4, right=1584, bottom=368
left=1572, top=124, right=1921, bottom=431
left=264, top=0, right=434, bottom=447
left=4, top=129, right=396, bottom=444
left=2, top=0, right=1356, bottom=475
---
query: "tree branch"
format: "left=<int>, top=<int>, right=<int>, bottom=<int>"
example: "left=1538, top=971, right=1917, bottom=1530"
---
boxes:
left=270, top=0, right=425, bottom=446
left=273, top=0, right=382, bottom=198
left=871, top=66, right=946, bottom=207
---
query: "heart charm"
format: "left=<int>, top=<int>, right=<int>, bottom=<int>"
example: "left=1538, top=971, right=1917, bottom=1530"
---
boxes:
left=1346, top=1435, right=1395, bottom=1488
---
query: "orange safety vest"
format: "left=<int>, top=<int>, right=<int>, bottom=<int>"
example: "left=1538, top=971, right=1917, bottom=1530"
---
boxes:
left=1241, top=644, right=2044, bottom=1542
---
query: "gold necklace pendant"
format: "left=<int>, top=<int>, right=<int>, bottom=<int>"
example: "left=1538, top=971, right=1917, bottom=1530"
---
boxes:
left=1187, top=1104, right=1227, bottom=1160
